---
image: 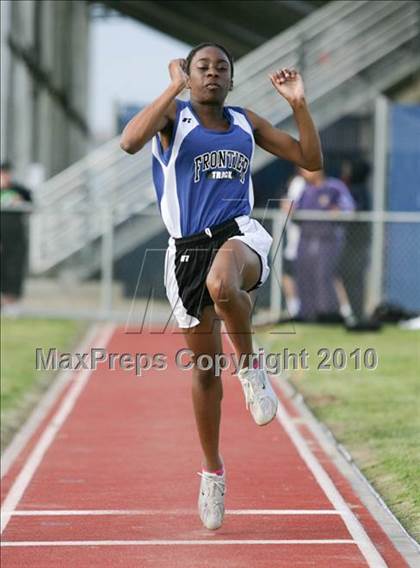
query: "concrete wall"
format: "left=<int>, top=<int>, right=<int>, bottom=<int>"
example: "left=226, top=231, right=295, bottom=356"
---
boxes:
left=1, top=0, right=90, bottom=183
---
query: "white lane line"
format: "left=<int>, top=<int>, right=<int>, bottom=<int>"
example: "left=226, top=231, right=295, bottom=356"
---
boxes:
left=1, top=509, right=343, bottom=517
left=1, top=539, right=356, bottom=547
left=0, top=324, right=116, bottom=535
left=1, top=324, right=100, bottom=480
left=275, top=395, right=388, bottom=567
left=228, top=331, right=388, bottom=568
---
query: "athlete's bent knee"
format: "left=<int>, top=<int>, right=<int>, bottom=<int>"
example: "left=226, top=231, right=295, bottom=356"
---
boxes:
left=206, top=274, right=238, bottom=307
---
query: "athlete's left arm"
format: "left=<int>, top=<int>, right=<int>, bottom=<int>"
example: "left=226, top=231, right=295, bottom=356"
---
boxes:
left=245, top=68, right=323, bottom=171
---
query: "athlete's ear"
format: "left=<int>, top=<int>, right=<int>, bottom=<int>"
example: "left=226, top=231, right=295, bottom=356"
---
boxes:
left=229, top=80, right=234, bottom=91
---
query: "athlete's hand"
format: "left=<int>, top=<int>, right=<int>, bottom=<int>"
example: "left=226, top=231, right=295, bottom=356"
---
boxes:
left=169, top=58, right=188, bottom=90
left=269, top=68, right=305, bottom=106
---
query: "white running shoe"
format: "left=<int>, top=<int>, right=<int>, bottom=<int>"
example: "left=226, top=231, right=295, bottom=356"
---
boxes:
left=237, top=367, right=279, bottom=426
left=197, top=470, right=226, bottom=530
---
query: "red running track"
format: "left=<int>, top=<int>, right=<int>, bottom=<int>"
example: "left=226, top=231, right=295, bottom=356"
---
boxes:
left=1, top=324, right=409, bottom=567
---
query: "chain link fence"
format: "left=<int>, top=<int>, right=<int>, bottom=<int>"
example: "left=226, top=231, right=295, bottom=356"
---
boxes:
left=261, top=208, right=420, bottom=325
left=1, top=205, right=419, bottom=328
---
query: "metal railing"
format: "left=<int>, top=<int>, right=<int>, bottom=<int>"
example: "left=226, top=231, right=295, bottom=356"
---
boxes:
left=30, top=0, right=420, bottom=273
left=3, top=205, right=420, bottom=323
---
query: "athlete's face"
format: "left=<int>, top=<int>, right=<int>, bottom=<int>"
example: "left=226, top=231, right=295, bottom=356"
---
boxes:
left=188, top=46, right=232, bottom=103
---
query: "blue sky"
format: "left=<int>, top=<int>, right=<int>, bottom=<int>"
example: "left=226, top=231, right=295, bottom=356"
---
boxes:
left=89, top=15, right=191, bottom=139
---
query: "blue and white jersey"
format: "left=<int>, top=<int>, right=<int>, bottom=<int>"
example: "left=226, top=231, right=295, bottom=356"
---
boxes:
left=151, top=99, right=255, bottom=237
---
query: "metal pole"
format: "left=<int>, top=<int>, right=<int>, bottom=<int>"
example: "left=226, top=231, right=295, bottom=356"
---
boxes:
left=0, top=0, right=11, bottom=163
left=368, top=95, right=389, bottom=312
left=101, top=203, right=114, bottom=318
left=270, top=210, right=284, bottom=321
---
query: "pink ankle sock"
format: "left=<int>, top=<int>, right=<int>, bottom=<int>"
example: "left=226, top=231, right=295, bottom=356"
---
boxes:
left=203, top=466, right=224, bottom=476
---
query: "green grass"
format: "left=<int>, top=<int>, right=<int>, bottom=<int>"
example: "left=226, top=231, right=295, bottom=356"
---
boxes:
left=1, top=318, right=88, bottom=451
left=258, top=323, right=420, bottom=540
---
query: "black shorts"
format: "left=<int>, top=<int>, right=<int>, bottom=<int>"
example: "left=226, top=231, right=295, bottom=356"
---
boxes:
left=164, top=215, right=273, bottom=328
left=0, top=240, right=27, bottom=297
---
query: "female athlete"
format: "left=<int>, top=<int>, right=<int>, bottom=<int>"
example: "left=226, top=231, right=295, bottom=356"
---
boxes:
left=121, top=42, right=322, bottom=530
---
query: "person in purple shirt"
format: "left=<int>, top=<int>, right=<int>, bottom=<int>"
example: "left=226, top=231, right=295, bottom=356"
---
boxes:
left=295, top=167, right=355, bottom=320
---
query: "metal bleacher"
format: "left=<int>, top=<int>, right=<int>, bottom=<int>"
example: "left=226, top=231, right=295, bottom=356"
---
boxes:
left=30, top=0, right=420, bottom=276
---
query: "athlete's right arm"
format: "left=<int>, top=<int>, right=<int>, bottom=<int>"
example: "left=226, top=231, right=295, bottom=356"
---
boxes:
left=120, top=59, right=188, bottom=154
